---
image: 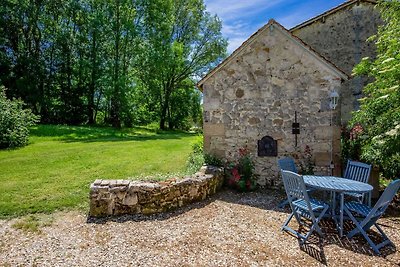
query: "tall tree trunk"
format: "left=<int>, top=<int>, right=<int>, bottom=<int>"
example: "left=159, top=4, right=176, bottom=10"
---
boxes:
left=88, top=30, right=97, bottom=125
left=159, top=85, right=171, bottom=130
left=111, top=0, right=121, bottom=128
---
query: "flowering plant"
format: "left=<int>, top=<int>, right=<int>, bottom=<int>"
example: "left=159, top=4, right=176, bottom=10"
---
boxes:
left=299, top=145, right=315, bottom=175
left=226, top=147, right=258, bottom=192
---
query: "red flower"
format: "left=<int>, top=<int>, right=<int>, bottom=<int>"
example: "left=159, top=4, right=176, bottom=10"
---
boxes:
left=350, top=123, right=364, bottom=140
left=232, top=168, right=241, bottom=181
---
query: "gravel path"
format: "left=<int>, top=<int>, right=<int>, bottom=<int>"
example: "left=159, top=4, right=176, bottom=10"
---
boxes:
left=1, top=189, right=399, bottom=266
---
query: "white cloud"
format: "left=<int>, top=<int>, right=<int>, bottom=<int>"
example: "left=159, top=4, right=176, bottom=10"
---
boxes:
left=205, top=0, right=284, bottom=20
left=204, top=0, right=285, bottom=53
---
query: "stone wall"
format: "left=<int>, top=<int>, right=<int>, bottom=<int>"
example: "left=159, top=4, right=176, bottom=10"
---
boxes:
left=89, top=166, right=224, bottom=217
left=202, top=22, right=343, bottom=186
left=291, top=1, right=381, bottom=123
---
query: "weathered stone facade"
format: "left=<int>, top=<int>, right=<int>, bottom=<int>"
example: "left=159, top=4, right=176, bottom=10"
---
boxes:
left=199, top=21, right=346, bottom=186
left=89, top=166, right=224, bottom=217
left=291, top=0, right=380, bottom=123
left=198, top=1, right=381, bottom=186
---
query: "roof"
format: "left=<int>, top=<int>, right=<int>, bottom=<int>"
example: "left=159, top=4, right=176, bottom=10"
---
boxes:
left=197, top=19, right=348, bottom=89
left=290, top=0, right=377, bottom=32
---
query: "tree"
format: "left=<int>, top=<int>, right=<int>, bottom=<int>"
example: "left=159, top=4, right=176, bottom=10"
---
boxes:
left=351, top=0, right=400, bottom=179
left=135, top=0, right=227, bottom=129
left=0, top=0, right=225, bottom=129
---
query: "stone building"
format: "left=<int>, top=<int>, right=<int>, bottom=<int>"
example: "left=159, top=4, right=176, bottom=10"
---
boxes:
left=198, top=0, right=380, bottom=186
left=291, top=0, right=381, bottom=123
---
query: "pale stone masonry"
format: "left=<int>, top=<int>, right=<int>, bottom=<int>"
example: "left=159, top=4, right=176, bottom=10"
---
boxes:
left=89, top=166, right=224, bottom=217
left=291, top=0, right=380, bottom=123
left=199, top=20, right=347, bottom=186
left=198, top=0, right=380, bottom=186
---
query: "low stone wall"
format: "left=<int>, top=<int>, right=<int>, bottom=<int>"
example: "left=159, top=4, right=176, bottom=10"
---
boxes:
left=89, top=166, right=224, bottom=217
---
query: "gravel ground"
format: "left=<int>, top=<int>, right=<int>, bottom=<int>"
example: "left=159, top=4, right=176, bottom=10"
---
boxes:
left=1, top=189, right=399, bottom=266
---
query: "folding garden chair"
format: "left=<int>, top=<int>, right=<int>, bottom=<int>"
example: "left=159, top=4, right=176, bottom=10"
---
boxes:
left=343, top=160, right=372, bottom=205
left=277, top=157, right=298, bottom=208
left=344, top=179, right=400, bottom=254
left=281, top=170, right=329, bottom=244
left=278, top=157, right=298, bottom=173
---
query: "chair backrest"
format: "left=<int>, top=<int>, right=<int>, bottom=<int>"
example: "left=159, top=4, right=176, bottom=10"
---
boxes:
left=281, top=170, right=309, bottom=203
left=369, top=179, right=400, bottom=219
left=344, top=160, right=372, bottom=183
left=278, top=157, right=297, bottom=173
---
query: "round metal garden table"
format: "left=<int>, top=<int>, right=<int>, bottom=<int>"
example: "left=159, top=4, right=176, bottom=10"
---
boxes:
left=303, top=175, right=373, bottom=237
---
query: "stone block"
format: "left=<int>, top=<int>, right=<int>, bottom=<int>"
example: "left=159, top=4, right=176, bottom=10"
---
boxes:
left=100, top=180, right=110, bottom=186
left=314, top=126, right=341, bottom=141
left=110, top=186, right=128, bottom=193
left=123, top=192, right=138, bottom=206
left=203, top=123, right=225, bottom=136
left=314, top=152, right=331, bottom=166
left=93, top=179, right=102, bottom=186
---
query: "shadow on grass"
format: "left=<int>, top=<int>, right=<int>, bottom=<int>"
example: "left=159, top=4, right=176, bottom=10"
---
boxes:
left=30, top=124, right=196, bottom=143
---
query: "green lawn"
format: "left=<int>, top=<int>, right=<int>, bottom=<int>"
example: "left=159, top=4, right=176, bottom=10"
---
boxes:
left=0, top=125, right=198, bottom=218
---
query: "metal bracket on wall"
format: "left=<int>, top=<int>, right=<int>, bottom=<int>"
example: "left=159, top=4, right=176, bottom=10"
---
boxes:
left=292, top=111, right=300, bottom=147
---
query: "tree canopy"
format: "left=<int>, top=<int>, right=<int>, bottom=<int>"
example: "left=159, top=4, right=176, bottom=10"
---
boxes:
left=0, top=0, right=227, bottom=129
left=351, top=0, right=400, bottom=178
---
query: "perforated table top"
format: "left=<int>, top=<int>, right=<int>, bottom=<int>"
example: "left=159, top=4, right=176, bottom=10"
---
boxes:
left=304, top=175, right=373, bottom=193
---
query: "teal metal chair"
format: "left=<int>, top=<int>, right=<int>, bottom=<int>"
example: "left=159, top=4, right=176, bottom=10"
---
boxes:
left=277, top=157, right=298, bottom=208
left=278, top=157, right=298, bottom=173
left=281, top=170, right=329, bottom=244
left=344, top=179, right=400, bottom=254
left=344, top=160, right=372, bottom=205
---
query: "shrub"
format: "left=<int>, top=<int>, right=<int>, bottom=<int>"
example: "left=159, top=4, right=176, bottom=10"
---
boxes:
left=0, top=86, right=39, bottom=149
left=226, top=147, right=258, bottom=192
left=204, top=153, right=223, bottom=167
left=299, top=145, right=315, bottom=175
left=185, top=135, right=204, bottom=174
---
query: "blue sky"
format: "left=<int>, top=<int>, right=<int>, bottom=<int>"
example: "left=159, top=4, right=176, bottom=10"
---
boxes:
left=204, top=0, right=347, bottom=53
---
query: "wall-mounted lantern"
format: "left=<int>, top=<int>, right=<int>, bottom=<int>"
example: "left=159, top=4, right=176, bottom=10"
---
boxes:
left=329, top=89, right=339, bottom=110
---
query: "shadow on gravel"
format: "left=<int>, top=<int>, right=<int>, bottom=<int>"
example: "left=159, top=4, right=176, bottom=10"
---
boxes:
left=86, top=192, right=218, bottom=225
left=86, top=187, right=397, bottom=262
left=85, top=187, right=285, bottom=226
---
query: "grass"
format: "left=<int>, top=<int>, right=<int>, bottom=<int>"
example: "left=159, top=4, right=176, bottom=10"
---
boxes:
left=0, top=124, right=198, bottom=218
left=11, top=214, right=54, bottom=233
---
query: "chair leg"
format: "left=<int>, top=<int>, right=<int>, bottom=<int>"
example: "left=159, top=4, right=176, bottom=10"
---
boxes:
left=344, top=208, right=390, bottom=254
left=299, top=205, right=329, bottom=244
left=278, top=199, right=289, bottom=208
left=344, top=208, right=363, bottom=238
left=281, top=212, right=295, bottom=231
left=374, top=223, right=393, bottom=250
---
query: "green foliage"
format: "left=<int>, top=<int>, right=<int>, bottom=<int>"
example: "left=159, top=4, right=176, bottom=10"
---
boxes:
left=226, top=147, right=258, bottom=192
left=0, top=124, right=197, bottom=218
left=0, top=86, right=39, bottom=149
left=0, top=0, right=224, bottom=130
left=350, top=0, right=400, bottom=179
left=134, top=0, right=227, bottom=130
left=299, top=145, right=315, bottom=175
left=191, top=135, right=204, bottom=154
left=204, top=153, right=224, bottom=167
left=186, top=135, right=205, bottom=174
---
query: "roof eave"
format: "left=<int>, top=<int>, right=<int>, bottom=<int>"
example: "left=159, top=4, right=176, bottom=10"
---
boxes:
left=290, top=0, right=377, bottom=32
